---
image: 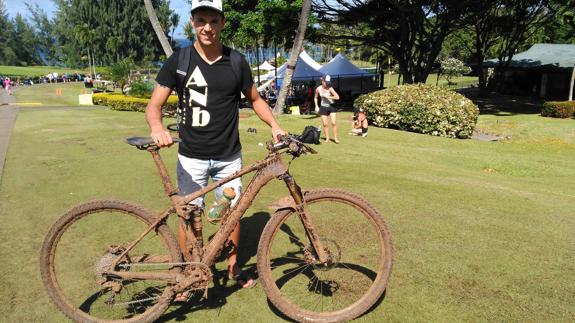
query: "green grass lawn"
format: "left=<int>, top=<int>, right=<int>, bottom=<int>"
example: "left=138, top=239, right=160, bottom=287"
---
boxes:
left=0, top=66, right=90, bottom=78
left=0, top=107, right=573, bottom=322
left=12, top=82, right=92, bottom=107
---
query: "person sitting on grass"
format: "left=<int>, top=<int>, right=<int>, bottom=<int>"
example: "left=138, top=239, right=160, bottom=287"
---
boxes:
left=351, top=108, right=368, bottom=137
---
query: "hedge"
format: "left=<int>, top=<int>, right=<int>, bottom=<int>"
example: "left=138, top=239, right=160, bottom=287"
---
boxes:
left=92, top=92, right=178, bottom=115
left=354, top=84, right=479, bottom=139
left=541, top=101, right=575, bottom=119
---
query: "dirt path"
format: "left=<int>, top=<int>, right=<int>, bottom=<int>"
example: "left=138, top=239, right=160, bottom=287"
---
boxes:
left=0, top=90, right=18, bottom=184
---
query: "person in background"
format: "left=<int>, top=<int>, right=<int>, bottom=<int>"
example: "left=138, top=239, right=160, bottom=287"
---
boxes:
left=351, top=108, right=368, bottom=137
left=4, top=77, right=11, bottom=95
left=314, top=75, right=340, bottom=143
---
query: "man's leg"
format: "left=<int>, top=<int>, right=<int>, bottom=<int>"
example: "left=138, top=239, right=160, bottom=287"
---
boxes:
left=177, top=155, right=209, bottom=256
left=210, top=153, right=254, bottom=288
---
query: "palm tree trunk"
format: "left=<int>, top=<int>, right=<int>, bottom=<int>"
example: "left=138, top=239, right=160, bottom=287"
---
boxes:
left=143, top=0, right=173, bottom=57
left=272, top=0, right=312, bottom=115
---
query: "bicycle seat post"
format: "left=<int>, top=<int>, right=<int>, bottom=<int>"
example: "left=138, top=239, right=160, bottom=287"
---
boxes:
left=148, top=147, right=179, bottom=202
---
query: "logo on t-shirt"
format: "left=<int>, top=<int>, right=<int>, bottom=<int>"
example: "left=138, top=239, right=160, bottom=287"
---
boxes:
left=185, top=66, right=211, bottom=127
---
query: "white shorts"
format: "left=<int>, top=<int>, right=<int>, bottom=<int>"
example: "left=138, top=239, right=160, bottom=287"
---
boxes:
left=177, top=152, right=242, bottom=209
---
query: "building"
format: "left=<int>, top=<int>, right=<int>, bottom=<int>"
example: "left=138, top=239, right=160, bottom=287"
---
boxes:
left=483, top=44, right=575, bottom=101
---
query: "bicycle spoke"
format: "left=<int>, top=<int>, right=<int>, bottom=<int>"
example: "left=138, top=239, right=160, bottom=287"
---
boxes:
left=260, top=191, right=392, bottom=320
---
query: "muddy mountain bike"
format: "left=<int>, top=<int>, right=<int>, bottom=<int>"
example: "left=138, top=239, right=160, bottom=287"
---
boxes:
left=40, top=134, right=393, bottom=322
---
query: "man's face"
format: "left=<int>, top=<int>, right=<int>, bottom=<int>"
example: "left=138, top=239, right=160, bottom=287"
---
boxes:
left=191, top=9, right=225, bottom=47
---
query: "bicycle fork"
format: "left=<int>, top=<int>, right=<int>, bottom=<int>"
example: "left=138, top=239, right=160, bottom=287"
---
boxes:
left=281, top=173, right=331, bottom=266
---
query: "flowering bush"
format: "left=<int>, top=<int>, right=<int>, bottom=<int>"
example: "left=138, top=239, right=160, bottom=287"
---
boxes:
left=93, top=92, right=178, bottom=114
left=440, top=57, right=471, bottom=85
left=354, top=84, right=479, bottom=139
left=541, top=101, right=575, bottom=118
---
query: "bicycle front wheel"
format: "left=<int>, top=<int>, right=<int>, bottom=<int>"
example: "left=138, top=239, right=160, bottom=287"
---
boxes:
left=257, top=189, right=393, bottom=322
left=40, top=200, right=182, bottom=322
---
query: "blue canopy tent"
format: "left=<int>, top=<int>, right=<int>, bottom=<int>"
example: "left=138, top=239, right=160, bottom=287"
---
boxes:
left=318, top=53, right=378, bottom=96
left=319, top=53, right=372, bottom=78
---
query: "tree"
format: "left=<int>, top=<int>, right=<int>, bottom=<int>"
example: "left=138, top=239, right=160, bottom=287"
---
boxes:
left=466, top=0, right=557, bottom=91
left=314, top=0, right=474, bottom=84
left=440, top=57, right=471, bottom=85
left=51, top=0, right=171, bottom=67
left=109, top=58, right=134, bottom=94
left=144, top=0, right=173, bottom=56
left=12, top=14, right=39, bottom=66
left=170, top=12, right=180, bottom=46
left=26, top=3, right=58, bottom=65
left=273, top=0, right=312, bottom=115
left=0, top=0, right=17, bottom=65
left=73, top=23, right=97, bottom=76
left=184, top=21, right=194, bottom=41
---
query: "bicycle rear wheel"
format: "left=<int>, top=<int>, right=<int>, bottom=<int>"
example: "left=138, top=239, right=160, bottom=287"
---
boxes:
left=257, top=189, right=393, bottom=322
left=40, top=200, right=182, bottom=322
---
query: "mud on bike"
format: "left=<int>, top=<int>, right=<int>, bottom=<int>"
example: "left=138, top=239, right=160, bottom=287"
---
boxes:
left=40, top=134, right=393, bottom=322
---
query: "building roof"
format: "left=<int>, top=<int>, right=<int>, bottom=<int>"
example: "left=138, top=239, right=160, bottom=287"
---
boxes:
left=484, top=43, right=575, bottom=70
left=319, top=53, right=374, bottom=77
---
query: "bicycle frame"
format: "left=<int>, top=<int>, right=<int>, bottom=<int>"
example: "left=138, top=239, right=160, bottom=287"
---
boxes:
left=108, top=144, right=330, bottom=283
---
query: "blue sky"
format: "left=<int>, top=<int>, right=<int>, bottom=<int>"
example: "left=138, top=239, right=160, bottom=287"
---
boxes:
left=5, top=0, right=191, bottom=38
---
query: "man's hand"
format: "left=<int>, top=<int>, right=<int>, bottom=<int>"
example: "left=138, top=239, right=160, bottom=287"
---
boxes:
left=271, top=125, right=286, bottom=143
left=150, top=126, right=173, bottom=147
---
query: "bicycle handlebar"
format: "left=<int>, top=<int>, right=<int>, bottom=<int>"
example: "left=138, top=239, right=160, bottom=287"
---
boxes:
left=270, top=134, right=317, bottom=156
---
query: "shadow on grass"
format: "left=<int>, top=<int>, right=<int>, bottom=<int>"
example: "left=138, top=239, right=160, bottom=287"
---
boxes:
left=266, top=290, right=388, bottom=322
left=458, top=88, right=544, bottom=117
left=156, top=211, right=271, bottom=322
left=459, top=88, right=544, bottom=116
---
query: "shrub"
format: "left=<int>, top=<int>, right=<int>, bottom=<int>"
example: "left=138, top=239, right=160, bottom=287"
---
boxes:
left=541, top=101, right=575, bottom=119
left=93, top=92, right=178, bottom=115
left=354, top=84, right=479, bottom=139
left=128, top=80, right=155, bottom=98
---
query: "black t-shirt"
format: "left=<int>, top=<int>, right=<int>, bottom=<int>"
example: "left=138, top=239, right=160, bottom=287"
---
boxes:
left=156, top=46, right=253, bottom=159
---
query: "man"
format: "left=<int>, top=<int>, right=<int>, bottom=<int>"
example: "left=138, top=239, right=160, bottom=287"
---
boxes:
left=145, top=0, right=285, bottom=296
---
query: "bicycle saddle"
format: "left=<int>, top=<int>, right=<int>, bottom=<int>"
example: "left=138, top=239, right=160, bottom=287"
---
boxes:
left=126, top=137, right=154, bottom=146
left=125, top=136, right=181, bottom=148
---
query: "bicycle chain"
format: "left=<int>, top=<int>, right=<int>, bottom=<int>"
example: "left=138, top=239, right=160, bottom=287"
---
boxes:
left=117, top=261, right=205, bottom=268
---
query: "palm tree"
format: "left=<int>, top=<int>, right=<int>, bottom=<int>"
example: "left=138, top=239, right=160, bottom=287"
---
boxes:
left=272, top=0, right=312, bottom=115
left=143, top=0, right=173, bottom=57
left=170, top=12, right=180, bottom=47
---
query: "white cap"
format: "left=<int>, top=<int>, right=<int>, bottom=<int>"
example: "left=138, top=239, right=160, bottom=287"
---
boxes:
left=191, top=0, right=223, bottom=14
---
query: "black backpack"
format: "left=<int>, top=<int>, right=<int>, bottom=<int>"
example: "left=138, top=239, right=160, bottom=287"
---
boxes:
left=299, top=126, right=321, bottom=145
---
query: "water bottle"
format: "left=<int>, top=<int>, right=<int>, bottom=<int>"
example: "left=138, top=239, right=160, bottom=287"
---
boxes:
left=207, top=187, right=236, bottom=223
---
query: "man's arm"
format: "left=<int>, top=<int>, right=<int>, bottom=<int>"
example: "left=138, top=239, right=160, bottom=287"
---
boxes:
left=145, top=85, right=174, bottom=147
left=244, top=85, right=285, bottom=142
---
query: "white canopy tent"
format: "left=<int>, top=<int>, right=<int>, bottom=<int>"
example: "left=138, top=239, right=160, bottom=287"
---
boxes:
left=257, top=50, right=323, bottom=83
left=252, top=60, right=275, bottom=71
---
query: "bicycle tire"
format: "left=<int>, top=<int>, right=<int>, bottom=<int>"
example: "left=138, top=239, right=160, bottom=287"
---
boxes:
left=257, top=189, right=393, bottom=322
left=40, top=200, right=182, bottom=323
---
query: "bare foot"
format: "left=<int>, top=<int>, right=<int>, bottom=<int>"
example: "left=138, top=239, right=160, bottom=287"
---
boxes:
left=334, top=139, right=340, bottom=144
